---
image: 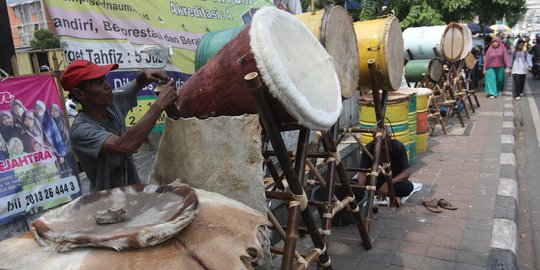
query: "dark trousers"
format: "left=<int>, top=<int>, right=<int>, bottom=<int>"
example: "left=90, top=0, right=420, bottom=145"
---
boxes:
left=376, top=178, right=414, bottom=198
left=513, top=74, right=526, bottom=97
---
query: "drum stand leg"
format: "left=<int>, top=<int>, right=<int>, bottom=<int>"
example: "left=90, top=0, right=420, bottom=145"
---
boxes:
left=245, top=73, right=333, bottom=270
left=367, top=59, right=397, bottom=208
left=320, top=126, right=372, bottom=249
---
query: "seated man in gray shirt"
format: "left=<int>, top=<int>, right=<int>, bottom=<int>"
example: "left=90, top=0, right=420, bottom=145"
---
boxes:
left=60, top=60, right=178, bottom=192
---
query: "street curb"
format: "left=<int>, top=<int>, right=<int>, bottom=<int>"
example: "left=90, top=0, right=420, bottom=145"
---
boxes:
left=488, top=90, right=519, bottom=270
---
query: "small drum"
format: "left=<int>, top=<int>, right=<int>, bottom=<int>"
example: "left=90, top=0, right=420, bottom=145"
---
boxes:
left=403, top=23, right=471, bottom=62
left=358, top=93, right=409, bottom=148
left=176, top=7, right=342, bottom=131
left=195, top=25, right=246, bottom=71
left=404, top=58, right=444, bottom=83
left=354, top=16, right=404, bottom=91
left=464, top=52, right=477, bottom=70
left=296, top=5, right=359, bottom=99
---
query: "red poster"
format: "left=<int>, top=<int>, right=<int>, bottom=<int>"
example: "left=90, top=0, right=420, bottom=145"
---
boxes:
left=0, top=75, right=81, bottom=225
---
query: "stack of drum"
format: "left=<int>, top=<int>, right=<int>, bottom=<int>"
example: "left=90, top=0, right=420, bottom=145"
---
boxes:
left=397, top=88, right=418, bottom=164
left=359, top=93, right=411, bottom=160
left=415, top=88, right=433, bottom=153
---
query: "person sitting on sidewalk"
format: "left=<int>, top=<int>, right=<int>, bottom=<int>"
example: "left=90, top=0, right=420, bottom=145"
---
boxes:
left=357, top=133, right=414, bottom=202
left=312, top=129, right=413, bottom=226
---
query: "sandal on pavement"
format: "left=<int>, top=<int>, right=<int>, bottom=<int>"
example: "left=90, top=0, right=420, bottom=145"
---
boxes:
left=437, top=198, right=458, bottom=210
left=422, top=199, right=442, bottom=213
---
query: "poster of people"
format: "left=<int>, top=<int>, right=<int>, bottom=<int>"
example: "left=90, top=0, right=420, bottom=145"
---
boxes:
left=0, top=74, right=81, bottom=225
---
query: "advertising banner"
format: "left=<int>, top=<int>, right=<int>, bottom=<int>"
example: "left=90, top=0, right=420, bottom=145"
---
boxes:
left=0, top=75, right=81, bottom=225
left=43, top=0, right=271, bottom=130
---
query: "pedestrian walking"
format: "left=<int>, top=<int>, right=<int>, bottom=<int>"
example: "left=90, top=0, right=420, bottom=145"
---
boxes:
left=509, top=39, right=532, bottom=100
left=483, top=37, right=511, bottom=98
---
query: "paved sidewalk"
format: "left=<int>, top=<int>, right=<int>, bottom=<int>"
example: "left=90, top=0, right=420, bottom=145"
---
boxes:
left=325, top=90, right=507, bottom=270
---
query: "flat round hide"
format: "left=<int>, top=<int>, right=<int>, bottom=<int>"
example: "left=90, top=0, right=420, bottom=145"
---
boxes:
left=31, top=185, right=198, bottom=252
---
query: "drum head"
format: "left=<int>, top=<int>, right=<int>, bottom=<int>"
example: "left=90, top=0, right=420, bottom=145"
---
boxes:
left=250, top=7, right=342, bottom=131
left=428, top=58, right=443, bottom=82
left=385, top=17, right=405, bottom=91
left=322, top=5, right=359, bottom=99
left=31, top=185, right=198, bottom=251
left=465, top=52, right=477, bottom=70
left=441, top=23, right=465, bottom=62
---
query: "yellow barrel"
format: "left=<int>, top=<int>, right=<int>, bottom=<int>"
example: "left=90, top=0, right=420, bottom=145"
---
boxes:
left=416, top=131, right=429, bottom=153
left=359, top=92, right=409, bottom=126
left=397, top=88, right=418, bottom=165
left=354, top=16, right=404, bottom=91
left=359, top=92, right=409, bottom=150
left=416, top=87, right=432, bottom=113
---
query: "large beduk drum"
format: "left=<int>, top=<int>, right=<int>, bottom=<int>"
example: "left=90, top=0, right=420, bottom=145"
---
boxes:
left=296, top=5, right=359, bottom=99
left=404, top=58, right=443, bottom=83
left=403, top=23, right=472, bottom=62
left=354, top=16, right=404, bottom=91
left=176, top=7, right=342, bottom=131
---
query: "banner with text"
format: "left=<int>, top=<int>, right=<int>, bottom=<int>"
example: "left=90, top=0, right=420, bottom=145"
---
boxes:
left=43, top=0, right=271, bottom=129
left=0, top=75, right=81, bottom=225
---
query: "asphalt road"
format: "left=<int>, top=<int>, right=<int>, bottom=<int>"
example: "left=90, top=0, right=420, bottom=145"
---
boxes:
left=516, top=74, right=540, bottom=270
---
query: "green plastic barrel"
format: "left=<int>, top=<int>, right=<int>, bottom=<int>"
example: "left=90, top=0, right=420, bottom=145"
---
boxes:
left=195, top=25, right=246, bottom=71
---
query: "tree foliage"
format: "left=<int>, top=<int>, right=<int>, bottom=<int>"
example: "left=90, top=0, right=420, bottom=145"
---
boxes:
left=299, top=0, right=526, bottom=29
left=30, top=29, right=60, bottom=50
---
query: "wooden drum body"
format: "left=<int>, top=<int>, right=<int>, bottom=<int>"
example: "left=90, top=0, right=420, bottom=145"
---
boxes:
left=403, top=26, right=446, bottom=61
left=354, top=16, right=404, bottom=91
left=404, top=58, right=443, bottom=83
left=176, top=7, right=342, bottom=131
left=296, top=5, right=359, bottom=99
left=403, top=23, right=471, bottom=62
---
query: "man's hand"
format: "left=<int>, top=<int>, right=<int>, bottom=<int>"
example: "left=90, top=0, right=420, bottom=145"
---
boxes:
left=136, top=69, right=169, bottom=88
left=153, top=79, right=178, bottom=111
left=377, top=182, right=388, bottom=199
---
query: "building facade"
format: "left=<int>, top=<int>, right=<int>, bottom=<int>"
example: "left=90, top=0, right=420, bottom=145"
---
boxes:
left=7, top=0, right=47, bottom=48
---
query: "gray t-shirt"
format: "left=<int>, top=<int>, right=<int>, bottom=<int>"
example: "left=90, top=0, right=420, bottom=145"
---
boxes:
left=70, top=81, right=140, bottom=192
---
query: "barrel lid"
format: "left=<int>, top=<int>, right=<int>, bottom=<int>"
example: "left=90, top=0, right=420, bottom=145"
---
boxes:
left=416, top=88, right=433, bottom=96
left=358, top=92, right=409, bottom=103
left=396, top=87, right=418, bottom=95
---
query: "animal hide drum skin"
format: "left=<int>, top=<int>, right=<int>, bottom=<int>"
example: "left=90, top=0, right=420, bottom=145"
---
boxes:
left=31, top=185, right=199, bottom=252
left=149, top=115, right=267, bottom=213
left=0, top=188, right=271, bottom=270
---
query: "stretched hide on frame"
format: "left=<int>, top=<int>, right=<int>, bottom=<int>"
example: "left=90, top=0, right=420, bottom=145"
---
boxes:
left=0, top=188, right=271, bottom=270
left=149, top=115, right=267, bottom=213
left=31, top=185, right=199, bottom=252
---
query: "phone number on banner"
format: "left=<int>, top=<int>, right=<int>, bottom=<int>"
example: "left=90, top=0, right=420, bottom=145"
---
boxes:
left=0, top=176, right=80, bottom=220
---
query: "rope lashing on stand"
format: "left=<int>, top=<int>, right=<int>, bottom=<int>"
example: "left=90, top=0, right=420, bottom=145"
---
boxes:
left=290, top=190, right=308, bottom=210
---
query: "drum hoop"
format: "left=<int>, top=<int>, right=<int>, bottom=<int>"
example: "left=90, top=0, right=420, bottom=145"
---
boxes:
left=319, top=4, right=334, bottom=47
left=378, top=16, right=394, bottom=87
